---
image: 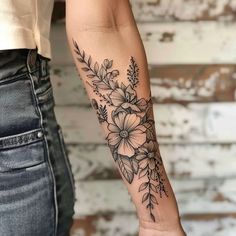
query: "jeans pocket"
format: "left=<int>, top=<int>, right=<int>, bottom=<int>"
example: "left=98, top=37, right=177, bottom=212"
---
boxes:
left=57, top=124, right=76, bottom=202
left=0, top=128, right=46, bottom=172
left=0, top=128, right=56, bottom=236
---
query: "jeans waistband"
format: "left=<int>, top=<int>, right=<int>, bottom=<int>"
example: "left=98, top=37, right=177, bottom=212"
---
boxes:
left=0, top=47, right=50, bottom=83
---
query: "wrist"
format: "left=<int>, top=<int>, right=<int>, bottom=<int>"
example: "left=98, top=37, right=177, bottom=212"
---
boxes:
left=139, top=226, right=186, bottom=236
left=138, top=216, right=186, bottom=236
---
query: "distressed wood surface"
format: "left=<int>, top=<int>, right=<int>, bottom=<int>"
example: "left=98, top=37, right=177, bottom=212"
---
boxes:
left=50, top=65, right=236, bottom=105
left=51, top=22, right=236, bottom=65
left=54, top=103, right=236, bottom=144
left=73, top=178, right=236, bottom=217
left=53, top=0, right=236, bottom=22
left=70, top=214, right=236, bottom=236
left=130, top=0, right=236, bottom=22
left=67, top=143, right=236, bottom=181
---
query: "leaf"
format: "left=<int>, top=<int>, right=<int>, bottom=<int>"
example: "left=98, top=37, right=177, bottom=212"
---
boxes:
left=82, top=50, right=85, bottom=59
left=117, top=156, right=134, bottom=184
left=150, top=183, right=158, bottom=193
left=138, top=182, right=149, bottom=192
left=109, top=80, right=116, bottom=90
left=131, top=158, right=139, bottom=174
left=139, top=167, right=148, bottom=179
left=94, top=62, right=99, bottom=74
left=97, top=83, right=111, bottom=90
left=77, top=57, right=84, bottom=63
left=82, top=67, right=90, bottom=72
left=120, top=82, right=126, bottom=90
left=99, top=66, right=106, bottom=79
left=150, top=194, right=158, bottom=205
left=150, top=213, right=156, bottom=222
left=91, top=99, right=99, bottom=110
left=87, top=74, right=96, bottom=78
left=108, top=60, right=113, bottom=69
left=112, top=150, right=119, bottom=161
left=106, top=72, right=112, bottom=80
left=88, top=56, right=92, bottom=67
left=142, top=192, right=149, bottom=203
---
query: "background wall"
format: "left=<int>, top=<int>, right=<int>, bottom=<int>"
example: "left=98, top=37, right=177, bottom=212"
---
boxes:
left=51, top=1, right=236, bottom=235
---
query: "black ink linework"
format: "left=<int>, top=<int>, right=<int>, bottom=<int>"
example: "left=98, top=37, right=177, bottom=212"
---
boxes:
left=72, top=38, right=168, bottom=222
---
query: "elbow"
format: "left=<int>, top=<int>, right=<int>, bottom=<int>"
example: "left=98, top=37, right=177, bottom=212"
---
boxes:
left=65, top=0, right=134, bottom=33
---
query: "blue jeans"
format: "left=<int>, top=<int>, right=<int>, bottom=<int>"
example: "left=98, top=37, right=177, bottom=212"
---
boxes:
left=0, top=48, right=76, bottom=236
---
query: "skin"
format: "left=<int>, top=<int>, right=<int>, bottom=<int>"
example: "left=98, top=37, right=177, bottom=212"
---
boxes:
left=65, top=0, right=186, bottom=235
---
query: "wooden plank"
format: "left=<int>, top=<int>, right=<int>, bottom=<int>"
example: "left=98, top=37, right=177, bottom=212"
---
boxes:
left=130, top=0, right=236, bottom=22
left=150, top=65, right=236, bottom=103
left=70, top=214, right=236, bottom=236
left=73, top=178, right=236, bottom=217
left=50, top=22, right=236, bottom=65
left=54, top=103, right=236, bottom=144
left=50, top=65, right=236, bottom=105
left=53, top=0, right=236, bottom=22
left=67, top=143, right=236, bottom=180
left=139, top=22, right=236, bottom=65
left=50, top=66, right=89, bottom=106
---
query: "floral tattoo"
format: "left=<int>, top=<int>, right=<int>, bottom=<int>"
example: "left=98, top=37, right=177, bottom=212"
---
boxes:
left=72, top=39, right=168, bottom=222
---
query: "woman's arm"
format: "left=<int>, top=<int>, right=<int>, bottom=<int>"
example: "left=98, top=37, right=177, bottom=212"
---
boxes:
left=65, top=0, right=185, bottom=235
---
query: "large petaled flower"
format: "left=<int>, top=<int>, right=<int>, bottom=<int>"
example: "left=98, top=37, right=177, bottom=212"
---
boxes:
left=107, top=112, right=146, bottom=157
left=109, top=84, right=147, bottom=112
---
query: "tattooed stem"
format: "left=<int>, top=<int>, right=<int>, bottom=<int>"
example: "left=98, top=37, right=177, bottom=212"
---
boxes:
left=147, top=169, right=155, bottom=222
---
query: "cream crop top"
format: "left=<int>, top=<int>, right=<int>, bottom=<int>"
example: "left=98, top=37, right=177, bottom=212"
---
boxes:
left=0, top=0, right=54, bottom=59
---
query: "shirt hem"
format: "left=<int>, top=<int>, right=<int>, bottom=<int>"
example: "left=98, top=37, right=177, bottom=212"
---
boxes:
left=0, top=28, right=52, bottom=59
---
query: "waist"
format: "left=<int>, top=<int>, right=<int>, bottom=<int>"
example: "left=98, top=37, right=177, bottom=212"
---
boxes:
left=0, top=48, right=50, bottom=83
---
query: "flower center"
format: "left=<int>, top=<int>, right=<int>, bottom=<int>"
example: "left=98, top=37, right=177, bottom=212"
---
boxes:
left=148, top=152, right=155, bottom=159
left=119, top=130, right=129, bottom=138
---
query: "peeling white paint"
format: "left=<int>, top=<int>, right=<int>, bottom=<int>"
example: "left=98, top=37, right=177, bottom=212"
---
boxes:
left=130, top=0, right=236, bottom=22
left=68, top=143, right=236, bottom=180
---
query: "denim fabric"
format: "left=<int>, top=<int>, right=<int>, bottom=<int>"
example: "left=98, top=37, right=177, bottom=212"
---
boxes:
left=0, top=48, right=76, bottom=236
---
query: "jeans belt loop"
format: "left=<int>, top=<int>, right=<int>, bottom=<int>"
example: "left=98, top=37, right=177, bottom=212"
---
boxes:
left=26, top=48, right=39, bottom=85
left=39, top=57, right=48, bottom=77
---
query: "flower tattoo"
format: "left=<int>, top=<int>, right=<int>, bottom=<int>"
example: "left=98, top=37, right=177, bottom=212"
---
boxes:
left=107, top=112, right=146, bottom=157
left=73, top=39, right=168, bottom=222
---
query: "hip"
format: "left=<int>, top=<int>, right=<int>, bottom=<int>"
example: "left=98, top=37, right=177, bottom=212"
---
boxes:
left=0, top=48, right=76, bottom=236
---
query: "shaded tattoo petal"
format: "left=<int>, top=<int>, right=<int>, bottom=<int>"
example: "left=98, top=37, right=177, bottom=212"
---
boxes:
left=110, top=88, right=126, bottom=107
left=113, top=112, right=126, bottom=130
left=108, top=123, right=120, bottom=133
left=118, top=138, right=135, bottom=157
left=139, top=159, right=148, bottom=169
left=125, top=85, right=136, bottom=101
left=123, top=114, right=141, bottom=131
left=128, top=129, right=146, bottom=148
left=107, top=132, right=121, bottom=146
left=121, top=103, right=141, bottom=112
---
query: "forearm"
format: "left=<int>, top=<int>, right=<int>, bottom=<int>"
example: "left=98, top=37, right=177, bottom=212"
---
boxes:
left=65, top=0, right=184, bottom=233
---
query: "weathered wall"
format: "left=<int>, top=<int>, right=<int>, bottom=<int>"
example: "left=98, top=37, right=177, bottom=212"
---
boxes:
left=51, top=0, right=236, bottom=235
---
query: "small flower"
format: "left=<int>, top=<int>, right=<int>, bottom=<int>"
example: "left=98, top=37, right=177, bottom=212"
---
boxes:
left=109, top=84, right=147, bottom=112
left=107, top=112, right=146, bottom=157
